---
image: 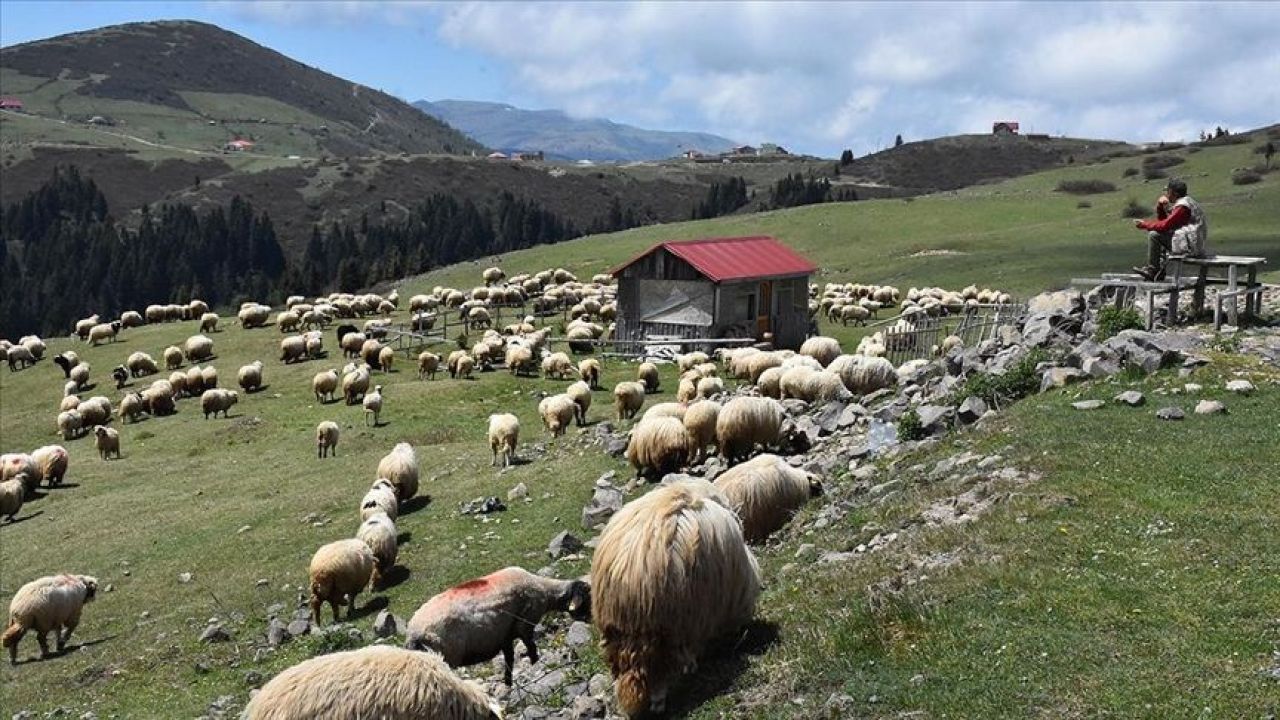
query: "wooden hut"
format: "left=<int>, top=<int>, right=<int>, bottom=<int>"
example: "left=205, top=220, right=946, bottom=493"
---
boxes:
left=611, top=236, right=816, bottom=350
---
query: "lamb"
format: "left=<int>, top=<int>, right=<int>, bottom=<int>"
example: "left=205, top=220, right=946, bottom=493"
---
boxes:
left=87, top=321, right=122, bottom=346
left=716, top=396, right=785, bottom=464
left=342, top=365, right=371, bottom=405
left=713, top=454, right=822, bottom=542
left=69, top=363, right=90, bottom=389
left=405, top=566, right=590, bottom=686
left=683, top=400, right=721, bottom=463
left=111, top=365, right=128, bottom=389
left=565, top=381, right=592, bottom=426
left=417, top=352, right=440, bottom=380
left=163, top=346, right=183, bottom=370
left=245, top=645, right=500, bottom=720
left=238, top=361, right=264, bottom=393
left=578, top=358, right=601, bottom=389
left=93, top=426, right=120, bottom=460
left=625, top=417, right=694, bottom=480
left=316, top=421, right=340, bottom=458
left=119, top=392, right=146, bottom=423
left=31, top=445, right=69, bottom=488
left=613, top=381, right=646, bottom=420
left=6, top=345, right=34, bottom=372
left=280, top=336, right=308, bottom=363
left=312, top=369, right=339, bottom=402
left=538, top=394, right=576, bottom=438
left=377, top=347, right=394, bottom=373
left=126, top=352, right=159, bottom=378
left=540, top=351, right=572, bottom=380
left=377, top=442, right=419, bottom=500
left=360, top=479, right=398, bottom=522
left=591, top=479, right=760, bottom=716
left=799, top=336, right=842, bottom=367
left=75, top=314, right=101, bottom=340
left=355, top=513, right=398, bottom=589
left=201, top=389, right=239, bottom=419
left=53, top=351, right=80, bottom=378
left=488, top=414, right=519, bottom=468
left=57, top=410, right=83, bottom=441
left=0, top=479, right=24, bottom=521
left=363, top=385, right=383, bottom=427
left=307, top=539, right=375, bottom=625
left=2, top=574, right=99, bottom=664
left=184, top=334, right=214, bottom=362
left=637, top=362, right=660, bottom=394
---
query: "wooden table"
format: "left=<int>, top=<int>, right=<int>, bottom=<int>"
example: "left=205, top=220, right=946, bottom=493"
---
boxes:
left=1167, top=255, right=1268, bottom=328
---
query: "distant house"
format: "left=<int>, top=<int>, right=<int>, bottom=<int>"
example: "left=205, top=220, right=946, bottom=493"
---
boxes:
left=759, top=143, right=789, bottom=156
left=225, top=139, right=255, bottom=152
left=512, top=151, right=543, bottom=162
left=731, top=145, right=757, bottom=156
left=0, top=97, right=24, bottom=111
left=993, top=121, right=1020, bottom=135
left=87, top=115, right=113, bottom=126
left=487, top=151, right=508, bottom=160
left=681, top=149, right=704, bottom=160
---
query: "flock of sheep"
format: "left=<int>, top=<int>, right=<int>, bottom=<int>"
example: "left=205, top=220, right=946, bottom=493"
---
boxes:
left=1, top=261, right=975, bottom=719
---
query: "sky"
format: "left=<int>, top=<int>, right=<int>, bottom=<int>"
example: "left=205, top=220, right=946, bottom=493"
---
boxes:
left=1, top=1, right=1278, bottom=157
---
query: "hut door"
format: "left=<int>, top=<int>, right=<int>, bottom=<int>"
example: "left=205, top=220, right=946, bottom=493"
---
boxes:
left=756, top=281, right=773, bottom=337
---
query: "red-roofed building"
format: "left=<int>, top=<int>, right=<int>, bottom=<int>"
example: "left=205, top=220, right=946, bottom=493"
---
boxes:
left=993, top=121, right=1020, bottom=135
left=611, top=236, right=817, bottom=349
left=0, top=97, right=24, bottom=111
left=224, top=138, right=255, bottom=152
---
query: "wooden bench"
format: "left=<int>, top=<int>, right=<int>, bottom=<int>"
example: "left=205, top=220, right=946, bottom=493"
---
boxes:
left=1070, top=276, right=1198, bottom=330
left=1165, top=254, right=1268, bottom=328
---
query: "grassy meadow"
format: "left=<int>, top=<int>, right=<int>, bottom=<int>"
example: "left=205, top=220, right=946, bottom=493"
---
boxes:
left=1, top=132, right=1278, bottom=717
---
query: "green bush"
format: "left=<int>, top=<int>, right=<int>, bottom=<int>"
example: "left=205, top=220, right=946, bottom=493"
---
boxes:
left=1121, top=199, right=1147, bottom=219
left=1142, top=154, right=1185, bottom=170
left=1095, top=306, right=1143, bottom=340
left=1143, top=167, right=1168, bottom=181
left=949, top=348, right=1048, bottom=409
left=1077, top=200, right=1092, bottom=209
left=1231, top=169, right=1263, bottom=185
left=1122, top=167, right=1140, bottom=177
left=897, top=409, right=927, bottom=442
left=1056, top=179, right=1117, bottom=195
left=455, top=331, right=469, bottom=350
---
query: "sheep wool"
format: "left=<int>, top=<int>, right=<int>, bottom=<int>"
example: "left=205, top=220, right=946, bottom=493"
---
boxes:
left=3, top=574, right=99, bottom=665
left=119, top=392, right=146, bottom=423
left=613, top=381, right=646, bottom=421
left=280, top=336, right=308, bottom=364
left=69, top=363, right=90, bottom=390
left=0, top=453, right=38, bottom=486
left=417, top=352, right=440, bottom=381
left=578, top=358, right=601, bottom=389
left=713, top=454, right=822, bottom=542
left=163, top=346, right=184, bottom=371
left=637, top=362, right=660, bottom=394
left=355, top=513, right=398, bottom=589
left=59, top=395, right=80, bottom=413
left=31, top=445, right=69, bottom=487
left=200, top=365, right=218, bottom=389
left=201, top=389, right=239, bottom=419
left=360, top=479, right=398, bottom=522
left=0, top=479, right=24, bottom=521
left=683, top=400, right=721, bottom=463
left=93, top=426, right=120, bottom=460
left=238, top=361, right=264, bottom=393
left=316, top=422, right=339, bottom=459
left=538, top=394, right=576, bottom=438
left=377, top=443, right=419, bottom=500
left=565, top=381, right=592, bottom=426
left=799, top=336, right=842, bottom=367
left=184, top=334, right=214, bottom=362
left=405, top=566, right=590, bottom=686
left=487, top=414, right=520, bottom=468
left=540, top=351, right=572, bottom=380
left=625, top=417, right=694, bottom=481
left=716, top=396, right=785, bottom=464
left=591, top=479, right=760, bottom=717
left=307, top=539, right=375, bottom=625
left=363, top=385, right=383, bottom=427
left=246, top=645, right=500, bottom=720
left=312, top=369, right=339, bottom=402
left=56, top=410, right=82, bottom=441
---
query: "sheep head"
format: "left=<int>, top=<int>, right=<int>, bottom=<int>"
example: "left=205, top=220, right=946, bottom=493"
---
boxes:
left=562, top=578, right=592, bottom=621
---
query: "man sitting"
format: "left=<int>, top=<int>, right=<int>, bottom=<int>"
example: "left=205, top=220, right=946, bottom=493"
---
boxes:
left=1132, top=178, right=1208, bottom=281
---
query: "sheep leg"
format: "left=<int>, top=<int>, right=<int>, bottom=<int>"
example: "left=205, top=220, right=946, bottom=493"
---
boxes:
left=346, top=591, right=358, bottom=620
left=5, top=627, right=25, bottom=664
left=501, top=641, right=515, bottom=685
left=310, top=595, right=323, bottom=626
left=519, top=626, right=539, bottom=664
left=36, top=632, right=50, bottom=658
left=58, top=615, right=80, bottom=652
left=330, top=598, right=342, bottom=624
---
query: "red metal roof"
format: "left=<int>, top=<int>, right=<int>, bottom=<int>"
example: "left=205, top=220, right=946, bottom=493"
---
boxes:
left=612, top=236, right=817, bottom=283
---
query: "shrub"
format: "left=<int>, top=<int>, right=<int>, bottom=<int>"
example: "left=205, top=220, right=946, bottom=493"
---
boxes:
left=1187, top=146, right=1202, bottom=154
left=1122, top=167, right=1140, bottom=177
left=1121, top=199, right=1147, bottom=219
left=1055, top=179, right=1117, bottom=195
left=1095, top=306, right=1143, bottom=340
left=949, top=348, right=1048, bottom=409
left=1143, top=167, right=1168, bottom=181
left=1231, top=169, right=1263, bottom=185
left=455, top=332, right=469, bottom=350
left=1142, top=154, right=1185, bottom=170
left=897, top=409, right=927, bottom=442
left=1077, top=200, right=1092, bottom=209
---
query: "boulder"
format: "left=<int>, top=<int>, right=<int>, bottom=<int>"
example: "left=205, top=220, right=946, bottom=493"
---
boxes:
left=1082, top=355, right=1120, bottom=379
left=1225, top=379, right=1255, bottom=395
left=811, top=401, right=848, bottom=435
left=581, top=486, right=624, bottom=530
left=956, top=396, right=988, bottom=424
left=916, top=405, right=954, bottom=435
left=1155, top=406, right=1185, bottom=421
left=1039, top=367, right=1087, bottom=393
left=548, top=531, right=583, bottom=559
left=1114, top=390, right=1145, bottom=407
left=1072, top=399, right=1105, bottom=411
left=1194, top=400, right=1227, bottom=415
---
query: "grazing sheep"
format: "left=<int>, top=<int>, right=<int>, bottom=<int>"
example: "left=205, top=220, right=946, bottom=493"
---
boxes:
left=198, top=312, right=219, bottom=334
left=120, top=310, right=144, bottom=328
left=938, top=334, right=964, bottom=356
left=111, top=365, right=128, bottom=389
left=163, top=346, right=183, bottom=370
left=540, top=351, right=572, bottom=380
left=675, top=376, right=698, bottom=403
left=538, top=394, right=576, bottom=438
left=377, top=347, right=395, bottom=373
left=676, top=351, right=710, bottom=373
left=245, top=645, right=500, bottom=720
left=87, top=321, right=121, bottom=346
left=363, top=385, right=383, bottom=427
left=342, top=366, right=371, bottom=405
left=360, top=479, right=398, bottom=522
left=340, top=331, right=366, bottom=359
left=280, top=336, right=308, bottom=364
left=0, top=454, right=38, bottom=489
left=307, top=539, right=375, bottom=625
left=488, top=414, right=519, bottom=468
left=312, top=369, right=339, bottom=402
left=2, top=574, right=99, bottom=664
left=126, top=352, right=158, bottom=378
left=53, top=352, right=80, bottom=379
left=93, top=426, right=120, bottom=460
left=377, top=443, right=419, bottom=500
left=201, top=389, right=239, bottom=419
left=76, top=397, right=111, bottom=427
left=6, top=345, right=34, bottom=372
left=503, top=345, right=533, bottom=377
left=565, top=381, right=592, bottom=426
left=455, top=354, right=475, bottom=380
left=591, top=479, right=760, bottom=716
left=636, top=362, right=660, bottom=394
left=238, top=304, right=270, bottom=329
left=200, top=365, right=218, bottom=390
left=75, top=315, right=101, bottom=340
left=19, top=336, right=45, bottom=360
left=185, top=365, right=206, bottom=396
left=625, top=417, right=694, bottom=481
left=59, top=395, right=80, bottom=413
left=716, top=396, right=785, bottom=464
left=316, top=422, right=339, bottom=458
left=713, top=454, right=822, bottom=542
left=56, top=411, right=83, bottom=441
left=482, top=266, right=506, bottom=285
left=0, top=479, right=24, bottom=521
left=799, top=336, right=842, bottom=367
left=683, top=400, right=721, bottom=463
left=277, top=310, right=301, bottom=333
left=119, top=392, right=146, bottom=423
left=755, top=366, right=784, bottom=398
left=417, top=352, right=440, bottom=381
left=355, top=513, right=398, bottom=589
left=467, top=307, right=492, bottom=330
left=238, top=361, right=264, bottom=393
left=613, top=381, right=646, bottom=421
left=642, top=402, right=687, bottom=421
left=184, top=334, right=214, bottom=362
left=142, top=382, right=176, bottom=416
left=695, top=376, right=724, bottom=399
left=30, top=446, right=69, bottom=488
left=566, top=326, right=594, bottom=354
left=832, top=355, right=897, bottom=395
left=69, top=363, right=90, bottom=389
left=405, top=566, right=590, bottom=686
left=578, top=358, right=601, bottom=389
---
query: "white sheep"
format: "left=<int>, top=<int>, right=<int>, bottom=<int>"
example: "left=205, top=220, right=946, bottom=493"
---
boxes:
left=87, top=321, right=121, bottom=346
left=312, top=369, right=339, bottom=402
left=163, top=346, right=183, bottom=370
left=683, top=400, right=721, bottom=463
left=405, top=566, right=590, bottom=686
left=200, top=389, right=238, bottom=419
left=0, top=454, right=38, bottom=489
left=342, top=366, right=371, bottom=405
left=360, top=479, right=398, bottom=522
left=69, top=363, right=90, bottom=390
left=355, top=513, right=398, bottom=589
left=93, top=426, right=120, bottom=460
left=59, top=394, right=80, bottom=413
left=307, top=539, right=375, bottom=625
left=578, top=358, right=601, bottom=389
left=637, top=362, right=660, bottom=394
left=184, top=334, right=214, bottom=362
left=488, top=414, right=519, bottom=468
left=2, top=574, right=99, bottom=664
left=238, top=361, right=264, bottom=393
left=75, top=397, right=110, bottom=427
left=280, top=335, right=308, bottom=364
left=6, top=345, right=34, bottom=372
left=119, top=310, right=144, bottom=328
left=417, top=352, right=440, bottom=381
left=799, top=336, right=842, bottom=367
left=238, top=304, right=270, bottom=329
left=713, top=454, right=822, bottom=542
left=377, top=443, right=419, bottom=500
left=125, top=352, right=158, bottom=378
left=625, top=417, right=694, bottom=481
left=142, top=383, right=176, bottom=417
left=540, top=351, right=572, bottom=380
left=363, top=384, right=383, bottom=427
left=538, top=394, right=576, bottom=438
left=695, top=376, right=724, bottom=399
left=716, top=396, right=785, bottom=464
left=565, top=381, right=592, bottom=426
left=0, top=479, right=24, bottom=522
left=613, top=381, right=646, bottom=420
left=316, top=421, right=339, bottom=458
left=119, top=392, right=146, bottom=423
